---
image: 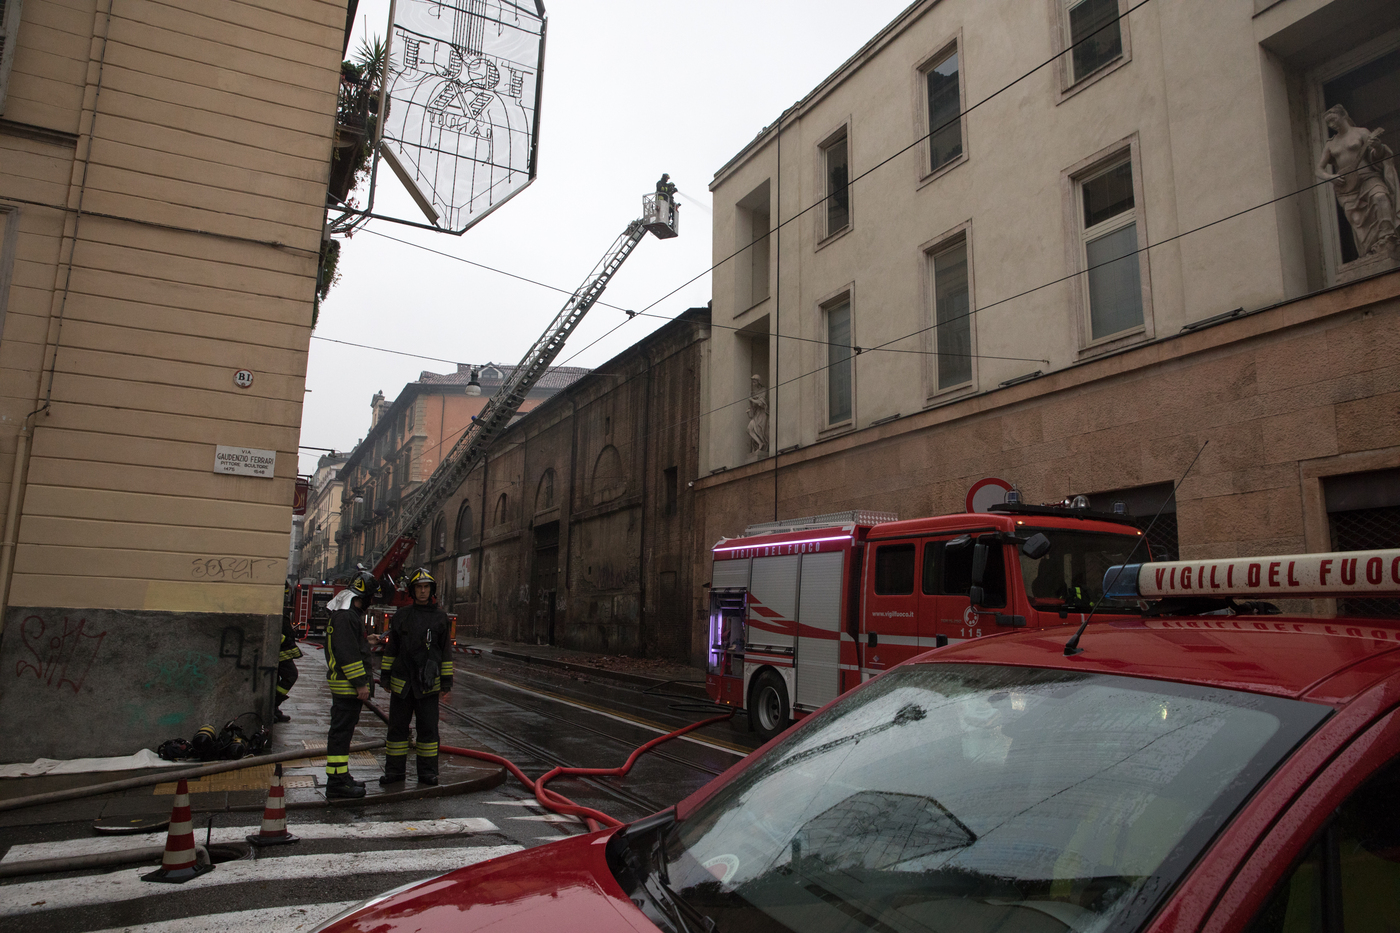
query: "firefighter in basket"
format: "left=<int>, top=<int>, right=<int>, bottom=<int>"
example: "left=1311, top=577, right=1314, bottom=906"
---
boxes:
left=379, top=567, right=453, bottom=786
left=323, top=571, right=376, bottom=799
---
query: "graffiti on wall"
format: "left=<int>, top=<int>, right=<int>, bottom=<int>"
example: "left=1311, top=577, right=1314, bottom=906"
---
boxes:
left=220, top=625, right=277, bottom=694
left=14, top=615, right=106, bottom=693
left=190, top=557, right=280, bottom=580
left=143, top=651, right=217, bottom=691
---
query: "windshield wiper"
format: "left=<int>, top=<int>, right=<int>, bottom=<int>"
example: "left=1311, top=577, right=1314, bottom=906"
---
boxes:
left=612, top=810, right=720, bottom=933
left=651, top=868, right=718, bottom=933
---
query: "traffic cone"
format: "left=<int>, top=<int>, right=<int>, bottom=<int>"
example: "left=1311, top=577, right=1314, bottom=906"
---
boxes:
left=247, top=763, right=299, bottom=847
left=142, top=778, right=213, bottom=883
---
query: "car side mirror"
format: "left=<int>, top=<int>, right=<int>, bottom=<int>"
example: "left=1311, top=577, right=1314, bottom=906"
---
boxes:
left=1021, top=533, right=1051, bottom=560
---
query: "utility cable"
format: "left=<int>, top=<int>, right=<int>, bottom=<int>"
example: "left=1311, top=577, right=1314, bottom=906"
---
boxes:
left=631, top=0, right=1157, bottom=319
left=317, top=1, right=1153, bottom=369
left=318, top=147, right=1397, bottom=547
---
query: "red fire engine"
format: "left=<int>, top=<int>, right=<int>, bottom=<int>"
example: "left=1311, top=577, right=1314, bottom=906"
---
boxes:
left=290, top=583, right=345, bottom=637
left=707, top=500, right=1159, bottom=739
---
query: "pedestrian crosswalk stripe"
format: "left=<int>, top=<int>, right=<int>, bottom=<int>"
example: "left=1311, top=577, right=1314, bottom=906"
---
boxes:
left=1, top=818, right=501, bottom=865
left=509, top=813, right=584, bottom=824
left=87, top=900, right=359, bottom=933
left=0, top=846, right=522, bottom=917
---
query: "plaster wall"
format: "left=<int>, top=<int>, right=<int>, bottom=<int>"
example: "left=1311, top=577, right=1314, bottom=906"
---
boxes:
left=694, top=273, right=1400, bottom=607
left=705, top=0, right=1397, bottom=476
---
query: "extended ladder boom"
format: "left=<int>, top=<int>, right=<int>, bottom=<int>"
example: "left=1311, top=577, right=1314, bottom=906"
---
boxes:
left=370, top=192, right=678, bottom=586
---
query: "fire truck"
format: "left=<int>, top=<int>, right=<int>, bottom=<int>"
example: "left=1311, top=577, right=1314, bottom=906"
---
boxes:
left=707, top=498, right=1166, bottom=739
left=291, top=582, right=344, bottom=637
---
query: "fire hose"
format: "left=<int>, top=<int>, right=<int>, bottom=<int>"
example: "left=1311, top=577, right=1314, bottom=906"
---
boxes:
left=359, top=698, right=734, bottom=833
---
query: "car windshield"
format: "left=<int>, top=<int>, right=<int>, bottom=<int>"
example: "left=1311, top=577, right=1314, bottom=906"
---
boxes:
left=661, top=664, right=1328, bottom=933
left=1020, top=529, right=1143, bottom=613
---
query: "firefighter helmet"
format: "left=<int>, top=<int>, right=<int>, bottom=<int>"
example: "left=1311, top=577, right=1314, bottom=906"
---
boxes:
left=408, top=567, right=437, bottom=600
left=348, top=571, right=376, bottom=604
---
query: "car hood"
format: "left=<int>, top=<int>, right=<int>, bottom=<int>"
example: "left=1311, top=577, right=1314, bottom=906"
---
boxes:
left=324, top=830, right=659, bottom=933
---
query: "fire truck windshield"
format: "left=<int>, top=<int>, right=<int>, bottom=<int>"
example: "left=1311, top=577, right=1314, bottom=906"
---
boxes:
left=1019, top=529, right=1144, bottom=614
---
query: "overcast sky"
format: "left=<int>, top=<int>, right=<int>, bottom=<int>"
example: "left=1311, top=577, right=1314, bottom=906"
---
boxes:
left=299, top=0, right=914, bottom=474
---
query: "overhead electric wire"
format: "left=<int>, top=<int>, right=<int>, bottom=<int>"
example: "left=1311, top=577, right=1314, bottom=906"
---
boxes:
left=312, top=0, right=1385, bottom=496
left=317, top=1, right=1155, bottom=372
left=356, top=145, right=1400, bottom=501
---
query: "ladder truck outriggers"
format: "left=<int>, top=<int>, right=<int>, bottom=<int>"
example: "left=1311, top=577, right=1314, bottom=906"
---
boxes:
left=362, top=187, right=679, bottom=599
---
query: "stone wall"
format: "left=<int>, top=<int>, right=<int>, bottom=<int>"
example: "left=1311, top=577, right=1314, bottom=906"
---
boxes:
left=0, top=608, right=278, bottom=762
left=694, top=273, right=1400, bottom=625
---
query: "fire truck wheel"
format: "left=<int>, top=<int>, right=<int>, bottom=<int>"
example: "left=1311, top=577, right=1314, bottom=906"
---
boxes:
left=749, top=670, right=790, bottom=742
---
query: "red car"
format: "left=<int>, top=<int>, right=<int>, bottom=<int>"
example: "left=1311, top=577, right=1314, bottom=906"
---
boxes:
left=314, top=549, right=1400, bottom=933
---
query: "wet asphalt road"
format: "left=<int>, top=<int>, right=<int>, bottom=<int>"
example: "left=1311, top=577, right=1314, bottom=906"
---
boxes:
left=0, top=652, right=761, bottom=933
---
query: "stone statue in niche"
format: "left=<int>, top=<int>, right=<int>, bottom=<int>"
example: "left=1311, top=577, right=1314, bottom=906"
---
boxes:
left=746, top=374, right=769, bottom=454
left=1316, top=104, right=1400, bottom=261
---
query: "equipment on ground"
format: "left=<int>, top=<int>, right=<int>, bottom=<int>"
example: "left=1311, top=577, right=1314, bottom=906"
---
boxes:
left=367, top=188, right=680, bottom=598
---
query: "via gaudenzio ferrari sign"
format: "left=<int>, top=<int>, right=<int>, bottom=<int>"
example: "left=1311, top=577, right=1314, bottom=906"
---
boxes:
left=214, top=445, right=276, bottom=479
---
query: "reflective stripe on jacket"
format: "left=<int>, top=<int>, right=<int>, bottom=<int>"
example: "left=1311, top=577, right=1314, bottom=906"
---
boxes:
left=326, top=607, right=372, bottom=696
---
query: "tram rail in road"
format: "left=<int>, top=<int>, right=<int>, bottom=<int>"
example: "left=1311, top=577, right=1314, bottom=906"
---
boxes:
left=445, top=656, right=760, bottom=820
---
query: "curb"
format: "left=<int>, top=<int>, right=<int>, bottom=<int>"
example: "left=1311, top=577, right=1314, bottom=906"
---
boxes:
left=464, top=645, right=709, bottom=699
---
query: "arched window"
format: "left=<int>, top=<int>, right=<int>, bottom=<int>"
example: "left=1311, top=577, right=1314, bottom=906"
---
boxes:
left=592, top=445, right=624, bottom=502
left=536, top=469, right=555, bottom=513
left=494, top=492, right=510, bottom=527
left=456, top=503, right=474, bottom=551
left=432, top=513, right=447, bottom=555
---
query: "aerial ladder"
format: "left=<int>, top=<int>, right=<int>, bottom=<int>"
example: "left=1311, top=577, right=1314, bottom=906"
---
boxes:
left=366, top=186, right=680, bottom=600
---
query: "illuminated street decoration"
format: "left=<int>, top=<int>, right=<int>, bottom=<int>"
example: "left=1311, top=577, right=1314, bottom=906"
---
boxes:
left=381, top=0, right=544, bottom=233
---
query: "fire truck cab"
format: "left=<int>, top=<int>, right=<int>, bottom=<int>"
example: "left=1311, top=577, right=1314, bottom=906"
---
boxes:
left=708, top=502, right=1150, bottom=739
left=291, top=583, right=345, bottom=637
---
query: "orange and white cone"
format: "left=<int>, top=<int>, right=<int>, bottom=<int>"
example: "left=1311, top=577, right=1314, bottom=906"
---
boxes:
left=247, top=763, right=299, bottom=847
left=142, top=778, right=212, bottom=883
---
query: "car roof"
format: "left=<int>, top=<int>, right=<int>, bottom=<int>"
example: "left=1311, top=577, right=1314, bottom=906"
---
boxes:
left=915, top=617, right=1400, bottom=705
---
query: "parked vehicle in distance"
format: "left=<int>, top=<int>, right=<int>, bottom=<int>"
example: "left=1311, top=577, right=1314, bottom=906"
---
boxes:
left=312, top=546, right=1400, bottom=933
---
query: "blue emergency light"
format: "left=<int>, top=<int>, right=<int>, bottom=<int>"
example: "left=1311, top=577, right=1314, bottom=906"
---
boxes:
left=1102, top=564, right=1144, bottom=600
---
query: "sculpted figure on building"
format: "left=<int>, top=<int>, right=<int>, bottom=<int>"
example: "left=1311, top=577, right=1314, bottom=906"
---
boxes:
left=1316, top=104, right=1400, bottom=261
left=747, top=375, right=769, bottom=454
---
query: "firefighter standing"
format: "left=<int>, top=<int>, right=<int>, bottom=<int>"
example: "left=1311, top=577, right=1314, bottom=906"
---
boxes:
left=324, top=572, right=375, bottom=799
left=379, top=567, right=453, bottom=786
left=274, top=596, right=303, bottom=722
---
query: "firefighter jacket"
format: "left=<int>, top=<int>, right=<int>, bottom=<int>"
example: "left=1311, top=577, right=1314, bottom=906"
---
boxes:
left=325, top=606, right=372, bottom=697
left=380, top=602, right=453, bottom=697
left=278, top=612, right=303, bottom=663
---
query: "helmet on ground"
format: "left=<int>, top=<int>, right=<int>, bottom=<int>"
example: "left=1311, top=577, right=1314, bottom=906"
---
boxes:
left=348, top=571, right=376, bottom=604
left=408, top=567, right=437, bottom=600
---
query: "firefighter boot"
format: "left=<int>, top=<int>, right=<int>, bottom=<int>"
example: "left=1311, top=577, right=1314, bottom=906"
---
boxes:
left=325, top=774, right=365, bottom=799
left=417, top=760, right=439, bottom=786
left=379, top=755, right=407, bottom=786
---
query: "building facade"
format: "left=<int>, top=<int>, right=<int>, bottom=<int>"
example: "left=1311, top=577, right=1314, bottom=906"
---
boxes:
left=0, top=0, right=350, bottom=759
left=422, top=309, right=709, bottom=661
left=699, top=0, right=1400, bottom=626
left=331, top=364, right=588, bottom=582
left=299, top=451, right=348, bottom=582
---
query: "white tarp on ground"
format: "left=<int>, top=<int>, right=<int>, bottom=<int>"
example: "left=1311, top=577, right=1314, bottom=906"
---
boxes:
left=0, top=749, right=183, bottom=778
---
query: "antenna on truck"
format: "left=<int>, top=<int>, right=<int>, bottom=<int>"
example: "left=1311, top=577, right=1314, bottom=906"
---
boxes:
left=1063, top=440, right=1208, bottom=657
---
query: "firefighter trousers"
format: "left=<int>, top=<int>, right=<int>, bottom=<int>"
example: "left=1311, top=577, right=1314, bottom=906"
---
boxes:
left=276, top=660, right=299, bottom=707
left=326, top=695, right=363, bottom=781
left=385, top=691, right=440, bottom=779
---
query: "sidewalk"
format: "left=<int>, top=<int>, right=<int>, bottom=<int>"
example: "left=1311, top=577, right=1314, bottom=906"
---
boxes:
left=0, top=639, right=711, bottom=829
left=0, top=646, right=502, bottom=829
left=458, top=639, right=709, bottom=699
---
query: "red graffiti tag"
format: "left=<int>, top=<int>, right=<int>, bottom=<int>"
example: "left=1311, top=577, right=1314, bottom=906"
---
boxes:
left=15, top=615, right=106, bottom=693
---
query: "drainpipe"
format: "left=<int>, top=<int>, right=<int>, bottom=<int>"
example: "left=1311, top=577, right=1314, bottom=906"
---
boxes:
left=0, top=418, right=33, bottom=634
left=638, top=359, right=652, bottom=655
